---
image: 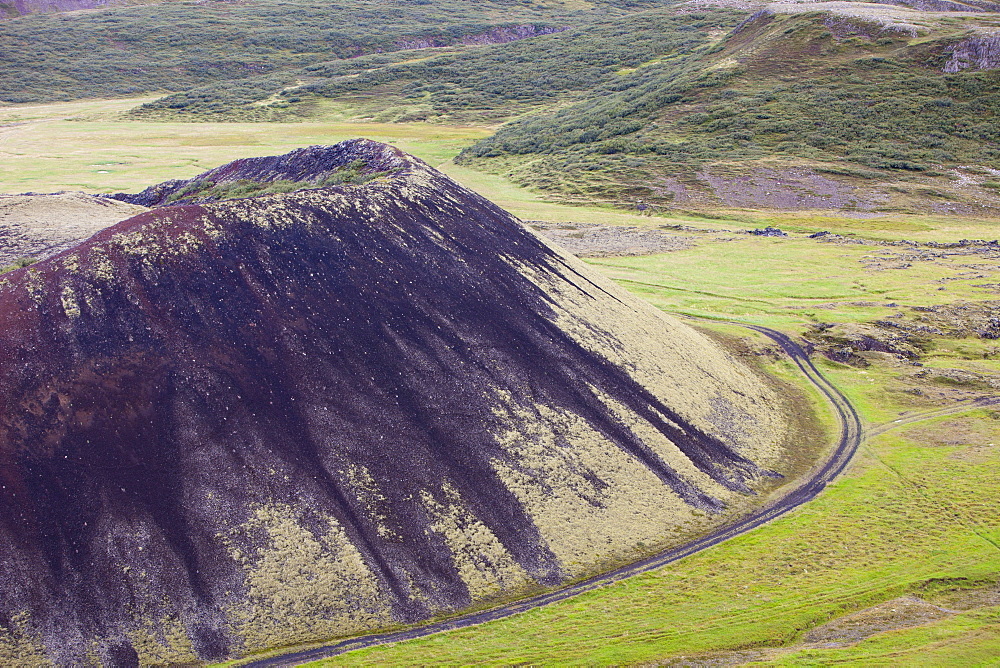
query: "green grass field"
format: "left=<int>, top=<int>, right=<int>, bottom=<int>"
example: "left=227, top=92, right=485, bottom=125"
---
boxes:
left=3, top=97, right=999, bottom=666
left=588, top=234, right=1000, bottom=330
left=0, top=98, right=492, bottom=194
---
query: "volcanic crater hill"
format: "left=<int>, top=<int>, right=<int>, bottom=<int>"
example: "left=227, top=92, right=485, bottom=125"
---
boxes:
left=0, top=140, right=798, bottom=665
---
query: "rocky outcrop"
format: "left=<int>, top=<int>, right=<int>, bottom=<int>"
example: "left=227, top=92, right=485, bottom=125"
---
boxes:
left=395, top=24, right=566, bottom=50
left=0, top=140, right=793, bottom=665
left=944, top=32, right=1000, bottom=72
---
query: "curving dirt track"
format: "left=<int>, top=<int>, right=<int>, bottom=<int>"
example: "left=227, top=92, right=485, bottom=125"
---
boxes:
left=244, top=323, right=863, bottom=668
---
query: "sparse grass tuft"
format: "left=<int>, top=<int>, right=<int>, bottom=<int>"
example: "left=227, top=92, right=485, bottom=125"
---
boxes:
left=162, top=163, right=382, bottom=204
left=0, top=257, right=38, bottom=274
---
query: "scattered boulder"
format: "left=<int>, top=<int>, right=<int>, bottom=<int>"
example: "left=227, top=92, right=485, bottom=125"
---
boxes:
left=748, top=226, right=787, bottom=237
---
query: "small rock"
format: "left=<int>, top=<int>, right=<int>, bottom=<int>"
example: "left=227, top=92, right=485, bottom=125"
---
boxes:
left=749, top=226, right=787, bottom=237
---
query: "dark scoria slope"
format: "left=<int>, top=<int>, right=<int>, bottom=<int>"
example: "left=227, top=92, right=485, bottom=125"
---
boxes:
left=0, top=140, right=793, bottom=665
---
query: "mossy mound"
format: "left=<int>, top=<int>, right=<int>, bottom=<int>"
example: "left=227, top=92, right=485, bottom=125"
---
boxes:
left=0, top=140, right=794, bottom=665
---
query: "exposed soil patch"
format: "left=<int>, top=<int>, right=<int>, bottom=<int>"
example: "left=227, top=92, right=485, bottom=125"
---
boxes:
left=654, top=580, right=1000, bottom=666
left=529, top=222, right=695, bottom=257
left=0, top=192, right=147, bottom=266
left=697, top=167, right=869, bottom=211
left=636, top=160, right=1000, bottom=216
left=802, top=595, right=953, bottom=646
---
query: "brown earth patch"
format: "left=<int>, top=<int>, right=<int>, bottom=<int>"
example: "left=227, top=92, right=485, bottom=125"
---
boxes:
left=697, top=166, right=870, bottom=211
left=529, top=222, right=695, bottom=257
left=902, top=415, right=1000, bottom=447
left=802, top=595, right=953, bottom=647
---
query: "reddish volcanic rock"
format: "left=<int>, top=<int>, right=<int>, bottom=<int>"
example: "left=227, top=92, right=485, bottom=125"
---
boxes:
left=0, top=140, right=791, bottom=665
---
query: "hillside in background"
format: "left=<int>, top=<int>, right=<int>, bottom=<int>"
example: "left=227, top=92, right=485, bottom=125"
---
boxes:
left=0, top=0, right=677, bottom=103
left=0, top=0, right=163, bottom=19
left=130, top=7, right=746, bottom=124
left=457, top=5, right=1000, bottom=213
left=115, top=1, right=1000, bottom=214
left=4, top=0, right=998, bottom=215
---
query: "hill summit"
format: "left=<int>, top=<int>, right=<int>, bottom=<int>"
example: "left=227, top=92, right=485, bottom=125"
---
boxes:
left=0, top=140, right=795, bottom=665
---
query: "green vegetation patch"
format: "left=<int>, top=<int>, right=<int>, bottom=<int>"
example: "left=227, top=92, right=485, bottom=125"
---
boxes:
left=0, top=257, right=37, bottom=274
left=164, top=160, right=384, bottom=203
left=0, top=0, right=654, bottom=104
left=455, top=10, right=1000, bottom=206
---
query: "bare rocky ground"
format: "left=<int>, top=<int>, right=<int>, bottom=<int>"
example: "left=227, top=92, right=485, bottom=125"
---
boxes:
left=0, top=192, right=147, bottom=267
left=641, top=164, right=1000, bottom=217
left=529, top=221, right=696, bottom=257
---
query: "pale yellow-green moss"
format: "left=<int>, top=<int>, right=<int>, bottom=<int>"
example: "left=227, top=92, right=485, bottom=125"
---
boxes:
left=60, top=254, right=80, bottom=274
left=511, top=232, right=787, bottom=467
left=0, top=613, right=50, bottom=667
left=594, top=387, right=733, bottom=500
left=231, top=503, right=390, bottom=653
left=60, top=283, right=81, bottom=319
left=88, top=246, right=116, bottom=283
left=24, top=268, right=44, bottom=302
left=341, top=463, right=400, bottom=541
left=128, top=616, right=199, bottom=665
left=491, top=400, right=700, bottom=574
left=420, top=482, right=531, bottom=599
left=201, top=216, right=225, bottom=240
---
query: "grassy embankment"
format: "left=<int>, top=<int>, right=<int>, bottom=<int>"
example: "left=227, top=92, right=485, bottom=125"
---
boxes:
left=458, top=5, right=1000, bottom=211
left=3, top=97, right=999, bottom=665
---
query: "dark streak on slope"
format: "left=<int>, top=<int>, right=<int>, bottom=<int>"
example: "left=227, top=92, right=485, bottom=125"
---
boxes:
left=0, top=140, right=771, bottom=664
left=246, top=320, right=863, bottom=668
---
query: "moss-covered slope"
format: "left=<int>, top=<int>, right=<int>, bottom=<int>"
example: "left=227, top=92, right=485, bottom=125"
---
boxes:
left=0, top=140, right=794, bottom=665
left=458, top=7, right=1000, bottom=212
